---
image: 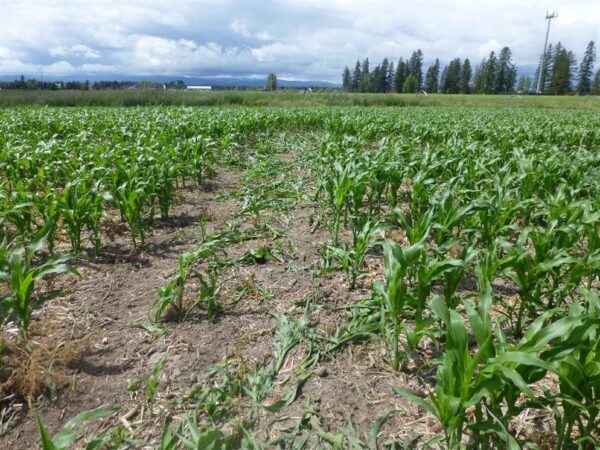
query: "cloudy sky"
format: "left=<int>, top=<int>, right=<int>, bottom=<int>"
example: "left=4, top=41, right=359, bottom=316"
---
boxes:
left=0, top=0, right=598, bottom=82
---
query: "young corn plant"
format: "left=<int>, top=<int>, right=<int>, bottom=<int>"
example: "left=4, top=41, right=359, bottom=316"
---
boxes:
left=373, top=239, right=423, bottom=371
left=0, top=230, right=78, bottom=346
left=397, top=296, right=553, bottom=449
left=325, top=221, right=384, bottom=290
left=499, top=228, right=577, bottom=337
left=240, top=190, right=274, bottom=225
left=318, top=160, right=355, bottom=246
left=539, top=290, right=600, bottom=449
left=117, top=178, right=147, bottom=249
left=195, top=269, right=220, bottom=322
left=37, top=407, right=117, bottom=450
left=39, top=190, right=60, bottom=255
left=154, top=240, right=222, bottom=322
left=59, top=179, right=90, bottom=253
left=127, top=353, right=168, bottom=406
left=154, top=252, right=193, bottom=322
left=148, top=159, right=175, bottom=220
left=3, top=181, right=36, bottom=240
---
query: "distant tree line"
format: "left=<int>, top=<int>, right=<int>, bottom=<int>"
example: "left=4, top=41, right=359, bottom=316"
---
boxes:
left=342, top=40, right=599, bottom=95
left=0, top=76, right=187, bottom=91
left=0, top=76, right=91, bottom=90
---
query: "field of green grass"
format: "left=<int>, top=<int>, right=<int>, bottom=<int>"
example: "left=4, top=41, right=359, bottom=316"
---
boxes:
left=1, top=89, right=600, bottom=108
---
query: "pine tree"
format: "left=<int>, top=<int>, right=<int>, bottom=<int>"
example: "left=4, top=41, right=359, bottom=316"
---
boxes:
left=591, top=69, right=600, bottom=95
left=550, top=43, right=575, bottom=95
left=496, top=47, right=516, bottom=92
left=425, top=59, right=440, bottom=93
left=485, top=51, right=498, bottom=94
left=444, top=58, right=462, bottom=93
left=370, top=64, right=380, bottom=93
left=460, top=58, right=472, bottom=93
left=473, top=59, right=486, bottom=94
left=408, top=50, right=424, bottom=90
left=576, top=41, right=596, bottom=95
left=394, top=58, right=407, bottom=93
left=380, top=58, right=390, bottom=92
left=440, top=65, right=448, bottom=93
left=360, top=58, right=370, bottom=93
left=387, top=62, right=395, bottom=93
left=351, top=61, right=361, bottom=92
left=342, top=66, right=351, bottom=91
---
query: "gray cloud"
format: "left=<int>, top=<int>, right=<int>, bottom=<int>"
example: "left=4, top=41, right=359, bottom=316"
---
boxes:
left=0, top=0, right=598, bottom=81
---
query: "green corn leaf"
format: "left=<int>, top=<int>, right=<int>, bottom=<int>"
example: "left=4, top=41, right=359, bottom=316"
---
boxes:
left=393, top=387, right=437, bottom=416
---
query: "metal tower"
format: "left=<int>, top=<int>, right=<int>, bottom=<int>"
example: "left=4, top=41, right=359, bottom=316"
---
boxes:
left=536, top=11, right=558, bottom=94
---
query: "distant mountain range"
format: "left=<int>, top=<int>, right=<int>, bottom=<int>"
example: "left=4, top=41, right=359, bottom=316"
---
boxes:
left=0, top=73, right=338, bottom=88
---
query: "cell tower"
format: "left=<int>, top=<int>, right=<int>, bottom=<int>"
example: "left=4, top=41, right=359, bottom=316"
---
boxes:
left=535, top=11, right=558, bottom=94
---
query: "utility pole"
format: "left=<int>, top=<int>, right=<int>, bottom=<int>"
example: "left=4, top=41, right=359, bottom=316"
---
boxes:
left=536, top=11, right=558, bottom=94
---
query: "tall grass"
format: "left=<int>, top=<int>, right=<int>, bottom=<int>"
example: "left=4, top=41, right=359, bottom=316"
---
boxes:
left=1, top=90, right=599, bottom=109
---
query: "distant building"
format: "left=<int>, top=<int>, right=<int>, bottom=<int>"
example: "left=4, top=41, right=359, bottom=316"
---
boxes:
left=186, top=85, right=212, bottom=91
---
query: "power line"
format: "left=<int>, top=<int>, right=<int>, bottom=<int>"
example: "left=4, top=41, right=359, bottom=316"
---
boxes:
left=536, top=11, right=558, bottom=94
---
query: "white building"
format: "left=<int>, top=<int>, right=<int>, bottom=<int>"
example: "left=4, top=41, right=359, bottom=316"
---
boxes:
left=186, top=86, right=212, bottom=91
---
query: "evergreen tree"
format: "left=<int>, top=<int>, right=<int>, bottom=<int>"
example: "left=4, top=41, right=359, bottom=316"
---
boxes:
left=394, top=58, right=407, bottom=92
left=550, top=43, right=575, bottom=95
left=425, top=59, right=440, bottom=93
left=440, top=65, right=448, bottom=93
left=460, top=58, right=472, bottom=93
left=496, top=47, right=516, bottom=92
left=380, top=58, right=390, bottom=92
left=485, top=51, right=498, bottom=93
left=473, top=59, right=487, bottom=94
left=351, top=60, right=361, bottom=92
left=360, top=58, right=370, bottom=93
left=387, top=61, right=395, bottom=93
left=576, top=40, right=596, bottom=95
left=342, top=66, right=351, bottom=91
left=370, top=64, right=380, bottom=92
left=444, top=58, right=462, bottom=93
left=402, top=74, right=417, bottom=93
left=408, top=49, right=424, bottom=89
left=591, top=69, right=600, bottom=95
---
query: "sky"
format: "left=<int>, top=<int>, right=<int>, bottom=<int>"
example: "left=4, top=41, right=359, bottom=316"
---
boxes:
left=0, top=0, right=598, bottom=82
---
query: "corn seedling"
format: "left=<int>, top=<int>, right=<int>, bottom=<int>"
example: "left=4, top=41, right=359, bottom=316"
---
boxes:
left=37, top=406, right=117, bottom=450
left=0, top=230, right=78, bottom=345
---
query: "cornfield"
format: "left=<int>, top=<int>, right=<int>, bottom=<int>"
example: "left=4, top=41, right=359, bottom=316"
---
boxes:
left=1, top=106, right=600, bottom=448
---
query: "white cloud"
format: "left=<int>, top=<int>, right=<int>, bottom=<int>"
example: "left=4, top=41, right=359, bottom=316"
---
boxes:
left=81, top=63, right=117, bottom=73
left=49, top=45, right=100, bottom=59
left=0, top=0, right=598, bottom=81
left=231, top=18, right=274, bottom=41
left=0, top=59, right=75, bottom=76
left=231, top=18, right=252, bottom=39
left=0, top=46, right=21, bottom=60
